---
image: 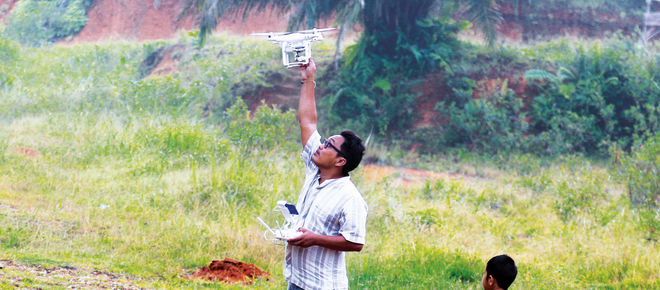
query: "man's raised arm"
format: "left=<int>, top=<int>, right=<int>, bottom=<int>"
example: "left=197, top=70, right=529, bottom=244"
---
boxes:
left=298, top=58, right=317, bottom=148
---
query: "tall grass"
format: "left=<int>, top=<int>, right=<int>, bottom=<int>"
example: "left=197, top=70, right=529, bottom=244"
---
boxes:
left=0, top=34, right=659, bottom=288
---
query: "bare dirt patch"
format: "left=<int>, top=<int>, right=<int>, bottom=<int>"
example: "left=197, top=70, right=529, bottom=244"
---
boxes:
left=243, top=70, right=302, bottom=112
left=148, top=44, right=185, bottom=76
left=0, top=260, right=141, bottom=289
left=138, top=44, right=188, bottom=78
left=412, top=73, right=450, bottom=129
left=187, top=258, right=270, bottom=284
left=67, top=0, right=340, bottom=43
left=15, top=147, right=41, bottom=158
left=497, top=1, right=642, bottom=42
left=69, top=0, right=291, bottom=43
left=71, top=0, right=197, bottom=42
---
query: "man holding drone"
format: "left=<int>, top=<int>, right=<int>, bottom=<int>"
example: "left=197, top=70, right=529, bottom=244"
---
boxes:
left=283, top=58, right=368, bottom=290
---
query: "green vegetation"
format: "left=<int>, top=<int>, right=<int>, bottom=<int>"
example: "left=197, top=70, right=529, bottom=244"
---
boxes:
left=330, top=33, right=658, bottom=155
left=322, top=18, right=467, bottom=135
left=433, top=70, right=528, bottom=153
left=524, top=38, right=659, bottom=154
left=613, top=134, right=660, bottom=243
left=0, top=32, right=659, bottom=288
left=300, top=1, right=656, bottom=155
left=426, top=37, right=659, bottom=155
left=2, top=0, right=94, bottom=46
left=162, top=0, right=658, bottom=155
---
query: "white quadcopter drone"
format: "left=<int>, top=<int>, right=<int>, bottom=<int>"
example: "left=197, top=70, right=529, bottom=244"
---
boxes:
left=252, top=28, right=336, bottom=68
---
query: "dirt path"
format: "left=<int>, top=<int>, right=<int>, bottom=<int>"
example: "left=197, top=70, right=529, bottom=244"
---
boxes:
left=0, top=258, right=271, bottom=288
left=0, top=260, right=142, bottom=289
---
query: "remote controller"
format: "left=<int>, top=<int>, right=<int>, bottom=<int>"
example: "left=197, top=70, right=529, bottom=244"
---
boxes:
left=257, top=200, right=303, bottom=244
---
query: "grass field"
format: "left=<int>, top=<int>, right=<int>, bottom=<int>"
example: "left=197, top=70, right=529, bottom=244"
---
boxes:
left=0, top=34, right=658, bottom=289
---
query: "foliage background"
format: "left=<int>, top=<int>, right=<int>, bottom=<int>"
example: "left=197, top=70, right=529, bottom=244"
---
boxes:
left=0, top=0, right=659, bottom=288
left=2, top=0, right=94, bottom=46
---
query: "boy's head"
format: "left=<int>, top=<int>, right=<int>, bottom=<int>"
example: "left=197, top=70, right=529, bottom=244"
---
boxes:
left=482, top=255, right=517, bottom=290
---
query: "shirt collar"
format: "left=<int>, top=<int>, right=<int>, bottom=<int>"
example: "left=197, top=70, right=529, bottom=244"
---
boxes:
left=316, top=175, right=351, bottom=189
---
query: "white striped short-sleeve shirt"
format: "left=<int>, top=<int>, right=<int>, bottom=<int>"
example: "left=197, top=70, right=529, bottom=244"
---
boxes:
left=284, top=130, right=368, bottom=290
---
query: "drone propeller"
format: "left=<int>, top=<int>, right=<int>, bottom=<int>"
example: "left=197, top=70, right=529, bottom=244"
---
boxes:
left=250, top=32, right=291, bottom=36
left=296, top=27, right=337, bottom=33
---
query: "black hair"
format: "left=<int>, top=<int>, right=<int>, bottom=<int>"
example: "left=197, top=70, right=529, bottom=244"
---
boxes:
left=339, top=130, right=365, bottom=176
left=486, top=255, right=517, bottom=289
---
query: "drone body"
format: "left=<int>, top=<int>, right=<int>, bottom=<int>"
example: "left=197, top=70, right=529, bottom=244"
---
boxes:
left=252, top=28, right=336, bottom=68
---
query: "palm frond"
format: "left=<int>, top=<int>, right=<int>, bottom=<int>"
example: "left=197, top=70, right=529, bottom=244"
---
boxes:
left=189, top=0, right=294, bottom=46
left=462, top=0, right=503, bottom=46
left=332, top=0, right=363, bottom=70
left=524, top=69, right=555, bottom=81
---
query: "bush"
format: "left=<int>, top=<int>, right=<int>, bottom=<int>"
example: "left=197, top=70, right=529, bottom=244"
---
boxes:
left=120, top=74, right=201, bottom=115
left=613, top=133, right=660, bottom=241
left=321, top=18, right=464, bottom=136
left=613, top=133, right=659, bottom=208
left=0, top=37, right=19, bottom=62
left=222, top=99, right=298, bottom=155
left=525, top=38, right=659, bottom=154
left=3, top=0, right=94, bottom=46
left=0, top=37, right=19, bottom=88
left=434, top=78, right=528, bottom=152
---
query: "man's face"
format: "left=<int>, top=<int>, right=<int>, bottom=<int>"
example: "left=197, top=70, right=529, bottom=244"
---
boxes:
left=312, top=135, right=346, bottom=169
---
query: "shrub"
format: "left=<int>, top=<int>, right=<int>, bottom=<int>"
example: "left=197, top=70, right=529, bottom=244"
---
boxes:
left=553, top=177, right=606, bottom=221
left=2, top=0, right=94, bottom=46
left=613, top=133, right=659, bottom=241
left=0, top=37, right=19, bottom=88
left=0, top=37, right=19, bottom=62
left=434, top=79, right=528, bottom=152
left=120, top=75, right=201, bottom=115
left=613, top=133, right=659, bottom=208
left=222, top=99, right=298, bottom=155
left=525, top=38, right=659, bottom=154
left=321, top=18, right=464, bottom=136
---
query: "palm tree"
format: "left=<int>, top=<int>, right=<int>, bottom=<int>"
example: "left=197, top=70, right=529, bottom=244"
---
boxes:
left=185, top=0, right=503, bottom=134
left=184, top=0, right=502, bottom=61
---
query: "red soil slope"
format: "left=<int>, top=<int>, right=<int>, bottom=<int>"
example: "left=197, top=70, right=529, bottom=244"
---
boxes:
left=497, top=1, right=642, bottom=42
left=0, top=0, right=19, bottom=23
left=73, top=0, right=290, bottom=42
left=4, top=0, right=639, bottom=43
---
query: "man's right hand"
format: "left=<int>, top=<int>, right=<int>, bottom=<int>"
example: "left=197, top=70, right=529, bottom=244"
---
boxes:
left=300, top=58, right=316, bottom=82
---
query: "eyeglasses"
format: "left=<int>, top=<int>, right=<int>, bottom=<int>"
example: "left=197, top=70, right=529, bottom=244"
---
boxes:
left=322, top=139, right=345, bottom=157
